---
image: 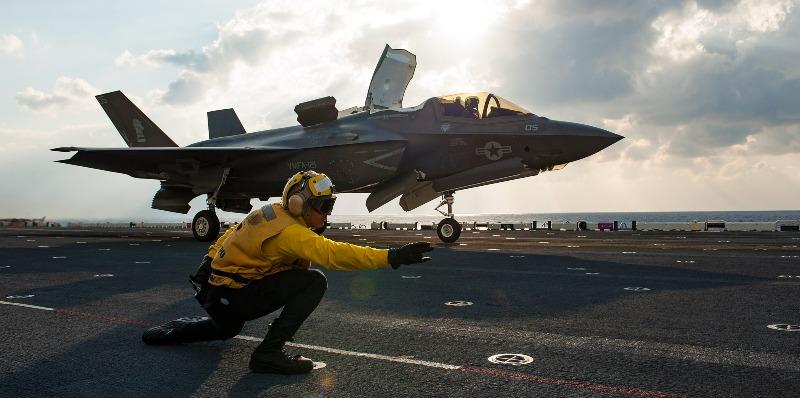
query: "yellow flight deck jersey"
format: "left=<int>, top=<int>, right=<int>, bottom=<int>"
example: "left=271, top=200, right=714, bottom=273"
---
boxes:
left=209, top=203, right=389, bottom=288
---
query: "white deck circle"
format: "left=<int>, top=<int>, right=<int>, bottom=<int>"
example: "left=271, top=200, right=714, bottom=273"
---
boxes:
left=767, top=324, right=800, bottom=331
left=487, top=353, right=533, bottom=366
left=445, top=301, right=473, bottom=307
left=312, top=361, right=327, bottom=370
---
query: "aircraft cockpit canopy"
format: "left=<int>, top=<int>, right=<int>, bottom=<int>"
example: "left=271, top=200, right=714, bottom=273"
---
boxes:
left=437, top=92, right=532, bottom=119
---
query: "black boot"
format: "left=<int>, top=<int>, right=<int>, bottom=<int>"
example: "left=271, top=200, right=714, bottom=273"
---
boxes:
left=248, top=348, right=313, bottom=374
left=248, top=321, right=313, bottom=374
left=142, top=316, right=222, bottom=345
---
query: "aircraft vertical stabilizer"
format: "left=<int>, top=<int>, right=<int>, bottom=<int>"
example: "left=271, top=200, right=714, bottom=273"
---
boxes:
left=95, top=91, right=178, bottom=147
left=207, top=109, right=246, bottom=139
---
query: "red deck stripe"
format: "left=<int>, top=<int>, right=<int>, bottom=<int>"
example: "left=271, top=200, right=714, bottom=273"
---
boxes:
left=460, top=366, right=695, bottom=398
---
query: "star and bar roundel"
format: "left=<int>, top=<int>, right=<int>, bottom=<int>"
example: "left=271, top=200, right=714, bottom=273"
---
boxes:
left=475, top=141, right=512, bottom=160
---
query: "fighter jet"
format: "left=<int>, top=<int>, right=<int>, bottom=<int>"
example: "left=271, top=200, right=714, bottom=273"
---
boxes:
left=53, top=45, right=622, bottom=243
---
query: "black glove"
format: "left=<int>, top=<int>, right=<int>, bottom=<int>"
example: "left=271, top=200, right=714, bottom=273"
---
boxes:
left=388, top=242, right=433, bottom=269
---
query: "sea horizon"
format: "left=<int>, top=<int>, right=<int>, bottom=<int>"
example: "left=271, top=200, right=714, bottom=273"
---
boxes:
left=35, top=209, right=800, bottom=225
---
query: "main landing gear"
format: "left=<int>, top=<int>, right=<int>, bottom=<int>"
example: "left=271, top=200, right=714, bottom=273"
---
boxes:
left=191, top=168, right=228, bottom=242
left=192, top=207, right=220, bottom=242
left=434, top=190, right=462, bottom=243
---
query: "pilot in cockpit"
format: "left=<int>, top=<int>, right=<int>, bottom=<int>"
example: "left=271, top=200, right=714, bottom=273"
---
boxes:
left=453, top=96, right=465, bottom=114
left=444, top=96, right=466, bottom=117
left=464, top=96, right=480, bottom=119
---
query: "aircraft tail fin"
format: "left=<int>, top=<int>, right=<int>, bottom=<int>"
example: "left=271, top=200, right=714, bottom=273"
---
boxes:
left=95, top=91, right=178, bottom=147
left=207, top=108, right=246, bottom=139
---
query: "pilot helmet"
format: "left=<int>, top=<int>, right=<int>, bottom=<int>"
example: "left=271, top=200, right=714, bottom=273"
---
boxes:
left=282, top=171, right=337, bottom=217
left=465, top=96, right=479, bottom=109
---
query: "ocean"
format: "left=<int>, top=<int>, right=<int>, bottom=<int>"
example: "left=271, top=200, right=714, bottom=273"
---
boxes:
left=327, top=210, right=800, bottom=227
left=48, top=210, right=800, bottom=226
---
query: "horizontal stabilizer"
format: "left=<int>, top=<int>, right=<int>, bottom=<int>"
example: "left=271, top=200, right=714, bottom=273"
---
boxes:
left=208, top=109, right=246, bottom=139
left=51, top=146, right=294, bottom=180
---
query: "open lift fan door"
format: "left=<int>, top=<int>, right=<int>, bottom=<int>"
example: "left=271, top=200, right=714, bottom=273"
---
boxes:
left=366, top=45, right=416, bottom=110
left=295, top=96, right=338, bottom=127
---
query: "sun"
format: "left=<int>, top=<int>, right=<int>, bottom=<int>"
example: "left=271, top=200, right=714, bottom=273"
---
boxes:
left=431, top=0, right=508, bottom=43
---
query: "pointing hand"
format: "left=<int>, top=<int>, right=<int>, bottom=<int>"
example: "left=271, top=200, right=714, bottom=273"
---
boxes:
left=388, top=241, right=434, bottom=269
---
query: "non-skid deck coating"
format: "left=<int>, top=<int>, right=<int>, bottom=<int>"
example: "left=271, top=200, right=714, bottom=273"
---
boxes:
left=1, top=227, right=799, bottom=397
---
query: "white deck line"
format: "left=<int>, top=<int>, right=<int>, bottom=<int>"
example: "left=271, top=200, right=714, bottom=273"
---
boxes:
left=0, top=301, right=54, bottom=311
left=1, top=300, right=458, bottom=370
left=234, top=335, right=461, bottom=370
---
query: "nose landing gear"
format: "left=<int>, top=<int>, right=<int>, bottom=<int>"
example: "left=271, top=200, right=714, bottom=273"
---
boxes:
left=434, top=190, right=461, bottom=243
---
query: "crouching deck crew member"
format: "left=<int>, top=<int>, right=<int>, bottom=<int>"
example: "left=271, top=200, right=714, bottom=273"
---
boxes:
left=142, top=170, right=434, bottom=374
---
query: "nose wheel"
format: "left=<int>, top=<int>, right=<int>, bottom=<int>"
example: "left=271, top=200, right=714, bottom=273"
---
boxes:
left=437, top=218, right=461, bottom=243
left=434, top=191, right=462, bottom=243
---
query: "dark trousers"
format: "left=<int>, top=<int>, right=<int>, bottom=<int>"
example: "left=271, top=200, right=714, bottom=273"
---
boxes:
left=176, top=269, right=327, bottom=351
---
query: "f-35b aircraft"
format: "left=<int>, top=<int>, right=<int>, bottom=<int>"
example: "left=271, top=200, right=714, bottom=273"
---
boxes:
left=54, top=45, right=622, bottom=243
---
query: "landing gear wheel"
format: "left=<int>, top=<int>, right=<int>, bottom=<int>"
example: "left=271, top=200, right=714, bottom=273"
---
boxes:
left=192, top=210, right=220, bottom=242
left=437, top=218, right=462, bottom=243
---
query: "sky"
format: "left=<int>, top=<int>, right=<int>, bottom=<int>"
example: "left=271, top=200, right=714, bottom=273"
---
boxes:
left=1, top=0, right=798, bottom=221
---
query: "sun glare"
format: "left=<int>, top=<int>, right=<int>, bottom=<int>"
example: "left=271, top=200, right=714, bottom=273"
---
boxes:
left=431, top=0, right=506, bottom=43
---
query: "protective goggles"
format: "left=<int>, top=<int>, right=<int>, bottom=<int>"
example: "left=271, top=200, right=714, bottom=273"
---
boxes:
left=308, top=175, right=334, bottom=197
left=308, top=196, right=336, bottom=215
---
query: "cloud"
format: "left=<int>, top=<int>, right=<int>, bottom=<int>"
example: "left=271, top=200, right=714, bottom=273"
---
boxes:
left=116, top=0, right=526, bottom=107
left=114, top=2, right=311, bottom=105
left=160, top=71, right=210, bottom=105
left=7, top=0, right=800, bottom=219
left=0, top=33, right=23, bottom=55
left=485, top=0, right=800, bottom=162
left=738, top=123, right=800, bottom=155
left=631, top=1, right=800, bottom=158
left=107, top=0, right=799, bottom=169
left=16, top=77, right=98, bottom=111
left=115, top=49, right=210, bottom=70
left=650, top=0, right=795, bottom=62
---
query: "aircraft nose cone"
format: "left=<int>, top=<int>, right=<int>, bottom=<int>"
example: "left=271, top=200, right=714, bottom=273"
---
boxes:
left=542, top=120, right=624, bottom=162
left=580, top=126, right=623, bottom=157
left=593, top=126, right=624, bottom=147
left=593, top=125, right=622, bottom=137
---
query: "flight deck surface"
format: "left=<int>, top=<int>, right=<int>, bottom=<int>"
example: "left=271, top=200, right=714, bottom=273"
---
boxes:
left=1, top=227, right=799, bottom=397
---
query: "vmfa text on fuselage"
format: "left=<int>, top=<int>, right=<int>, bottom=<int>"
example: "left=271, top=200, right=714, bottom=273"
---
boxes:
left=54, top=45, right=622, bottom=243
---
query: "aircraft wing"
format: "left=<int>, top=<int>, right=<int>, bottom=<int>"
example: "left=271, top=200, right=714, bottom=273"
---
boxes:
left=51, top=146, right=295, bottom=180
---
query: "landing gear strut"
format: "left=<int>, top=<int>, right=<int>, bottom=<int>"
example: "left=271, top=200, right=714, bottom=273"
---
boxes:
left=191, top=168, right=228, bottom=242
left=434, top=190, right=461, bottom=243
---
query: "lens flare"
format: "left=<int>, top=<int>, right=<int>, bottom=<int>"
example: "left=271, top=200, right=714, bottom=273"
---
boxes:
left=350, top=275, right=376, bottom=300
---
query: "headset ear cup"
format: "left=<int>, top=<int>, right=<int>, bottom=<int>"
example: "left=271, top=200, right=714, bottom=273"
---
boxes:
left=287, top=194, right=304, bottom=217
